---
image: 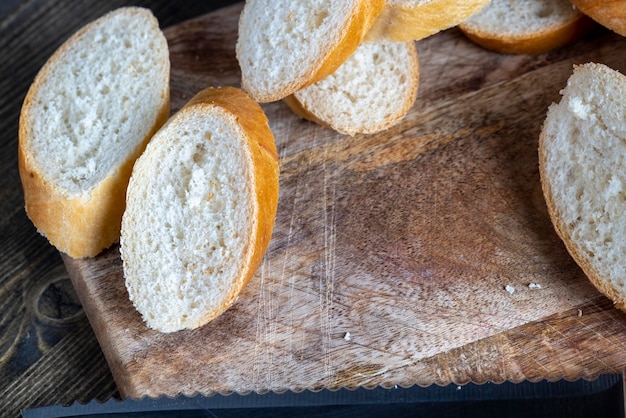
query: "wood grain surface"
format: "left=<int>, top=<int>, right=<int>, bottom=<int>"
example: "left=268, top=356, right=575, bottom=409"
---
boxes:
left=0, top=1, right=238, bottom=416
left=63, top=3, right=626, bottom=399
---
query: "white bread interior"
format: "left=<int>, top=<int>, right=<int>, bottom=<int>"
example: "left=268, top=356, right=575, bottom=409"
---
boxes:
left=120, top=87, right=279, bottom=333
left=236, top=0, right=384, bottom=103
left=18, top=7, right=170, bottom=258
left=459, top=0, right=592, bottom=54
left=539, top=62, right=626, bottom=310
left=284, top=40, right=419, bottom=136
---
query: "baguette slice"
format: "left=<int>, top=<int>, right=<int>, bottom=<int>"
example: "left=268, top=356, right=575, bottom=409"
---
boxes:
left=539, top=63, right=626, bottom=311
left=236, top=0, right=385, bottom=103
left=284, top=40, right=419, bottom=136
left=458, top=0, right=593, bottom=54
left=365, top=0, right=491, bottom=42
left=120, top=87, right=280, bottom=333
left=569, top=0, right=626, bottom=36
left=18, top=7, right=170, bottom=258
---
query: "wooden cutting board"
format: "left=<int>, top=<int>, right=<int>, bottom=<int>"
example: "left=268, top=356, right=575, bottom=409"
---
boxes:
left=63, top=3, right=626, bottom=399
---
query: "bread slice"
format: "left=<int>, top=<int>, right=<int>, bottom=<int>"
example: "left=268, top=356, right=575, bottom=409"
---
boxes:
left=569, top=0, right=626, bottom=36
left=236, top=0, right=385, bottom=103
left=458, top=0, right=593, bottom=54
left=18, top=7, right=170, bottom=258
left=365, top=0, right=491, bottom=42
left=284, top=40, right=419, bottom=136
left=539, top=63, right=626, bottom=311
left=120, top=87, right=280, bottom=333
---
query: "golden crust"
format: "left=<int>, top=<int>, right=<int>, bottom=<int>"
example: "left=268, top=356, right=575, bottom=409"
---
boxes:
left=306, top=0, right=386, bottom=88
left=162, top=86, right=279, bottom=330
left=282, top=94, right=333, bottom=130
left=569, top=0, right=626, bottom=36
left=459, top=12, right=595, bottom=54
left=366, top=0, right=491, bottom=42
left=19, top=100, right=169, bottom=259
left=284, top=42, right=419, bottom=136
left=18, top=7, right=170, bottom=258
left=538, top=64, right=626, bottom=312
left=238, top=0, right=384, bottom=103
left=538, top=90, right=626, bottom=312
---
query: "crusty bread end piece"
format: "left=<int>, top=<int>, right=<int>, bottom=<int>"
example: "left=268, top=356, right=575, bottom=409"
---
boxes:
left=569, top=0, right=626, bottom=36
left=539, top=63, right=626, bottom=311
left=120, top=87, right=280, bottom=333
left=18, top=7, right=170, bottom=258
left=459, top=0, right=594, bottom=54
left=284, top=40, right=419, bottom=136
left=366, top=0, right=491, bottom=42
left=236, top=0, right=384, bottom=103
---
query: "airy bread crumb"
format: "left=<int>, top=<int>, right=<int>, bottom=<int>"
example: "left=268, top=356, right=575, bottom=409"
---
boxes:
left=18, top=7, right=170, bottom=258
left=284, top=40, right=419, bottom=136
left=121, top=87, right=279, bottom=333
left=236, top=0, right=384, bottom=102
left=459, top=0, right=592, bottom=54
left=539, top=62, right=626, bottom=311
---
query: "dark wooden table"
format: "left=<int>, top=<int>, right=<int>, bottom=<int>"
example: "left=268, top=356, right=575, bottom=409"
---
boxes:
left=0, top=1, right=237, bottom=416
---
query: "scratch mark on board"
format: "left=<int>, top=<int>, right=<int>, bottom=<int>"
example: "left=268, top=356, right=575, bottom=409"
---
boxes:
left=321, top=139, right=338, bottom=386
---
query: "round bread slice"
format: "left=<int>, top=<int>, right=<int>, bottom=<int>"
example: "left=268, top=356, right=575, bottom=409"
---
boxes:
left=365, top=0, right=491, bottom=42
left=569, top=0, right=626, bottom=36
left=458, top=0, right=593, bottom=54
left=283, top=40, right=419, bottom=136
left=539, top=63, right=626, bottom=311
left=236, top=0, right=385, bottom=103
left=120, top=87, right=280, bottom=333
left=18, top=7, right=170, bottom=258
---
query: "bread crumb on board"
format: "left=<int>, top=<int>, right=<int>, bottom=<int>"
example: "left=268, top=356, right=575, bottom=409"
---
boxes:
left=528, top=283, right=542, bottom=289
left=344, top=332, right=352, bottom=341
left=505, top=285, right=515, bottom=294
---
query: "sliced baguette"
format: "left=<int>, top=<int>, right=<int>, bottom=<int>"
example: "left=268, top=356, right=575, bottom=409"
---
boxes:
left=284, top=40, right=419, bottom=136
left=539, top=63, right=626, bottom=311
left=120, top=87, right=280, bottom=333
left=365, top=0, right=491, bottom=42
left=569, top=0, right=626, bottom=36
left=458, top=0, right=593, bottom=54
left=18, top=7, right=170, bottom=258
left=236, top=0, right=385, bottom=103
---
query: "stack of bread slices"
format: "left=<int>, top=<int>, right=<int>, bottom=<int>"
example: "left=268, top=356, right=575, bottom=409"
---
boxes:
left=236, top=0, right=492, bottom=136
left=236, top=0, right=612, bottom=136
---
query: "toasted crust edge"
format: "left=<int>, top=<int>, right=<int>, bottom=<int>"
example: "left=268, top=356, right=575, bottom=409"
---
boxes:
left=189, top=87, right=279, bottom=329
left=459, top=12, right=595, bottom=54
left=539, top=129, right=626, bottom=312
left=366, top=0, right=491, bottom=42
left=126, top=86, right=279, bottom=332
left=284, top=42, right=419, bottom=136
left=17, top=7, right=170, bottom=258
left=238, top=0, right=384, bottom=103
left=569, top=0, right=626, bottom=36
left=308, top=0, right=386, bottom=87
left=538, top=64, right=626, bottom=312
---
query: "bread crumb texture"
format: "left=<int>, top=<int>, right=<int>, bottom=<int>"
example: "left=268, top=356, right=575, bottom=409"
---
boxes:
left=462, top=0, right=580, bottom=35
left=236, top=0, right=355, bottom=102
left=121, top=108, right=254, bottom=332
left=291, top=41, right=419, bottom=135
left=541, top=63, right=626, bottom=306
left=23, top=7, right=168, bottom=197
